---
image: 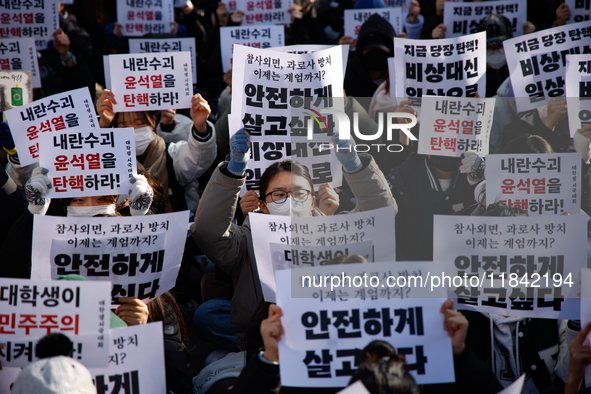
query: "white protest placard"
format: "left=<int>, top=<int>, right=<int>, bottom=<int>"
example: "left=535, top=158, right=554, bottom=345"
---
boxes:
left=226, top=0, right=293, bottom=25
left=394, top=32, right=487, bottom=101
left=5, top=87, right=98, bottom=167
left=503, top=20, right=591, bottom=113
left=443, top=0, right=527, bottom=38
left=565, top=0, right=591, bottom=24
left=38, top=127, right=136, bottom=198
left=276, top=262, right=455, bottom=387
left=566, top=54, right=591, bottom=137
left=433, top=214, right=587, bottom=320
left=230, top=44, right=344, bottom=193
left=344, top=8, right=403, bottom=50
left=417, top=96, right=494, bottom=157
left=0, top=278, right=111, bottom=368
left=105, top=51, right=193, bottom=112
left=174, top=0, right=188, bottom=6
left=89, top=322, right=167, bottom=394
left=0, top=368, right=20, bottom=394
left=0, top=70, right=32, bottom=112
left=0, top=38, right=41, bottom=88
left=0, top=0, right=59, bottom=51
left=116, top=0, right=174, bottom=36
left=220, top=25, right=285, bottom=72
left=384, top=0, right=407, bottom=7
left=250, top=206, right=397, bottom=303
left=336, top=381, right=370, bottom=394
left=30, top=211, right=190, bottom=305
left=273, top=44, right=349, bottom=74
left=129, top=37, right=197, bottom=82
left=485, top=153, right=581, bottom=215
left=581, top=268, right=591, bottom=387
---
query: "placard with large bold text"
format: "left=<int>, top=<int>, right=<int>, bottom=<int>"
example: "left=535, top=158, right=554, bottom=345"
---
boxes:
left=0, top=38, right=41, bottom=88
left=566, top=54, right=591, bottom=137
left=443, top=0, right=527, bottom=38
left=220, top=25, right=285, bottom=72
left=116, top=0, right=174, bottom=37
left=0, top=0, right=59, bottom=50
left=129, top=37, right=197, bottom=82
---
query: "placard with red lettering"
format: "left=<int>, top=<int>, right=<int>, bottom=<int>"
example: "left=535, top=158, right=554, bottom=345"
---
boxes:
left=37, top=127, right=136, bottom=198
left=443, top=0, right=527, bottom=38
left=0, top=277, right=110, bottom=368
left=105, top=52, right=193, bottom=112
left=344, top=8, right=403, bottom=50
left=417, top=96, right=494, bottom=157
left=31, top=211, right=190, bottom=306
left=116, top=0, right=174, bottom=37
left=5, top=87, right=99, bottom=167
left=129, top=37, right=197, bottom=82
left=88, top=323, right=167, bottom=394
left=503, top=20, right=591, bottom=113
left=220, top=25, right=285, bottom=72
left=0, top=38, right=41, bottom=88
left=566, top=54, right=591, bottom=137
left=0, top=0, right=59, bottom=51
left=226, top=0, right=293, bottom=25
left=485, top=153, right=581, bottom=215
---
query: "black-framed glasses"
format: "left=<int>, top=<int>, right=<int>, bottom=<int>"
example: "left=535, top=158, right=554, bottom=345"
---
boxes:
left=264, top=189, right=311, bottom=204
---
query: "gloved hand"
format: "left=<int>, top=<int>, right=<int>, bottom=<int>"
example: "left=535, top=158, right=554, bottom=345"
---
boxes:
left=25, top=167, right=51, bottom=215
left=460, top=151, right=485, bottom=186
left=129, top=175, right=154, bottom=216
left=227, top=128, right=251, bottom=176
left=334, top=128, right=362, bottom=174
left=0, top=122, right=16, bottom=155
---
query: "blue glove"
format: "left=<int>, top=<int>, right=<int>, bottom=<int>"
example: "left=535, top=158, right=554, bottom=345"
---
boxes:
left=227, top=128, right=251, bottom=176
left=334, top=129, right=362, bottom=173
left=0, top=122, right=16, bottom=153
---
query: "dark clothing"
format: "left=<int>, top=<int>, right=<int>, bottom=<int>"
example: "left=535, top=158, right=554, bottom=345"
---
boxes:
left=485, top=65, right=510, bottom=98
left=421, top=14, right=442, bottom=39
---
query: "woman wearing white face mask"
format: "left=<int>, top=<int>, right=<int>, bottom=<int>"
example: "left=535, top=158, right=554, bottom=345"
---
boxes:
left=96, top=89, right=217, bottom=212
left=190, top=128, right=397, bottom=351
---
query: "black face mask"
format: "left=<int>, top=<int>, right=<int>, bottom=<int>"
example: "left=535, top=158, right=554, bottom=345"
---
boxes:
left=428, top=156, right=461, bottom=172
left=362, top=49, right=389, bottom=73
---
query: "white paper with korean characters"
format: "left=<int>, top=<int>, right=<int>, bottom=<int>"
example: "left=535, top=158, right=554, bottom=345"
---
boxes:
left=273, top=44, right=349, bottom=74
left=344, top=8, right=403, bottom=50
left=250, top=206, right=397, bottom=303
left=38, top=127, right=136, bottom=198
left=226, top=0, right=293, bottom=25
left=129, top=37, right=197, bottom=82
left=581, top=268, right=591, bottom=387
left=417, top=95, right=494, bottom=157
left=565, top=0, right=591, bottom=24
left=0, top=0, right=59, bottom=51
left=31, top=211, right=190, bottom=306
left=0, top=278, right=111, bottom=368
left=566, top=54, right=591, bottom=137
left=443, top=0, right=527, bottom=38
left=433, top=214, right=587, bottom=320
left=503, top=20, right=591, bottom=113
left=88, top=322, right=167, bottom=394
left=394, top=32, right=487, bottom=100
left=106, top=51, right=193, bottom=112
left=220, top=25, right=285, bottom=72
left=5, top=87, right=98, bottom=166
left=0, top=38, right=41, bottom=88
left=230, top=44, right=344, bottom=193
left=275, top=264, right=455, bottom=387
left=486, top=153, right=581, bottom=215
left=116, top=0, right=174, bottom=37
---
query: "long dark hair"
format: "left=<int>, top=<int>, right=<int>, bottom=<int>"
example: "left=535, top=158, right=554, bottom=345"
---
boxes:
left=259, top=160, right=315, bottom=198
left=147, top=291, right=189, bottom=346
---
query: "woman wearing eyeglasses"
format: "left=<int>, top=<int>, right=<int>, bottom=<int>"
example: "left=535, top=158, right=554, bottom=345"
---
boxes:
left=190, top=127, right=396, bottom=352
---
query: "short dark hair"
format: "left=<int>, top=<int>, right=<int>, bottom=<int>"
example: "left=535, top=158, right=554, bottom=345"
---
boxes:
left=501, top=134, right=553, bottom=154
left=259, top=160, right=314, bottom=198
left=35, top=333, right=73, bottom=359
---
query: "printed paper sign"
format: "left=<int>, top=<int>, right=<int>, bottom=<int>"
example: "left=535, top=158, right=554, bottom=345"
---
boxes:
left=336, top=381, right=370, bottom=394
left=105, top=52, right=193, bottom=112
left=89, top=322, right=167, bottom=394
left=226, top=0, right=293, bottom=25
left=417, top=95, right=494, bottom=157
left=31, top=212, right=190, bottom=305
left=566, top=54, right=591, bottom=137
left=0, top=278, right=111, bottom=368
left=250, top=206, right=397, bottom=302
left=394, top=32, right=487, bottom=102
left=230, top=44, right=344, bottom=193
left=433, top=214, right=587, bottom=320
left=273, top=44, right=349, bottom=74
left=129, top=37, right=197, bottom=82
left=220, top=25, right=285, bottom=72
left=503, top=20, right=591, bottom=113
left=443, top=0, right=527, bottom=38
left=565, top=0, right=590, bottom=24
left=116, top=0, right=175, bottom=36
left=485, top=153, right=581, bottom=215
left=344, top=8, right=403, bottom=50
left=5, top=87, right=98, bottom=166
left=581, top=268, right=591, bottom=387
left=276, top=264, right=455, bottom=387
left=38, top=127, right=137, bottom=198
left=0, top=70, right=32, bottom=112
left=0, top=368, right=20, bottom=394
left=0, top=0, right=59, bottom=50
left=0, top=38, right=41, bottom=88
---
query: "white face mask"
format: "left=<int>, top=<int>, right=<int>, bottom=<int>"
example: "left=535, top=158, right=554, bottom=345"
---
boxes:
left=265, top=197, right=313, bottom=217
left=67, top=204, right=116, bottom=217
left=487, top=49, right=506, bottom=70
left=134, top=126, right=154, bottom=155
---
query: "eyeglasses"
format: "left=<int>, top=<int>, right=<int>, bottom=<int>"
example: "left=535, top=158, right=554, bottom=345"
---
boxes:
left=264, top=189, right=311, bottom=204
